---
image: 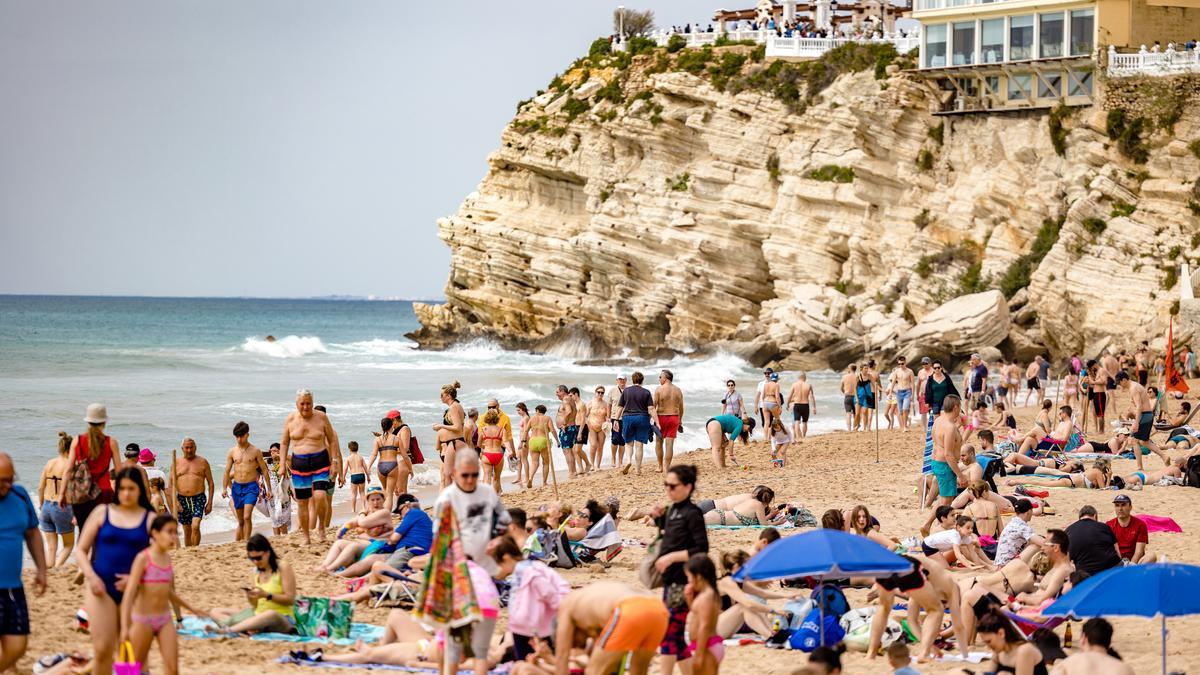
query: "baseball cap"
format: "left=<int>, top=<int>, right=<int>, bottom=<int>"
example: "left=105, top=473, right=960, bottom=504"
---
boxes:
left=921, top=357, right=931, bottom=364
left=124, top=443, right=141, bottom=459
left=763, top=367, right=774, bottom=374
left=138, top=448, right=155, bottom=463
left=616, top=374, right=627, bottom=380
left=1112, top=494, right=1132, bottom=504
left=1013, top=499, right=1033, bottom=514
left=366, top=485, right=384, bottom=495
left=386, top=409, right=401, bottom=419
left=394, top=493, right=419, bottom=507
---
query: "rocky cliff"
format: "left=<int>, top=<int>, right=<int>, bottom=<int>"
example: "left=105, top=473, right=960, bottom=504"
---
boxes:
left=411, top=42, right=1200, bottom=368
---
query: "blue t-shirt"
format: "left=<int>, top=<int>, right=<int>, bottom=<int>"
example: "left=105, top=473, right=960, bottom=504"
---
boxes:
left=393, top=506, right=433, bottom=555
left=971, top=364, right=988, bottom=392
left=0, top=484, right=38, bottom=588
left=712, top=414, right=744, bottom=440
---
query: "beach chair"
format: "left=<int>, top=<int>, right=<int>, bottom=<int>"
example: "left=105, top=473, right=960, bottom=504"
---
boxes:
left=371, top=570, right=420, bottom=610
left=1001, top=609, right=1066, bottom=637
left=569, top=514, right=624, bottom=564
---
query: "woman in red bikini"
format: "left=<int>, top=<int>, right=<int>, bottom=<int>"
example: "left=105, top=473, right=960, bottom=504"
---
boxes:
left=478, top=410, right=506, bottom=494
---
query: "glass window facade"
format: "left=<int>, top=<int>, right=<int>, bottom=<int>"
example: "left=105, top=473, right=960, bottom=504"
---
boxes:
left=1040, top=12, right=1064, bottom=58
left=1070, top=9, right=1095, bottom=56
left=926, top=23, right=948, bottom=68
left=1009, top=15, right=1033, bottom=61
left=981, top=19, right=1004, bottom=63
left=952, top=21, right=976, bottom=65
left=1038, top=73, right=1061, bottom=98
left=1068, top=69, right=1093, bottom=96
left=1008, top=74, right=1031, bottom=101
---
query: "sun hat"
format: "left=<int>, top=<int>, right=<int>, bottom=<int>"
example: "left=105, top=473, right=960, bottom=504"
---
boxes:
left=138, top=448, right=156, bottom=463
left=84, top=403, right=108, bottom=424
left=366, top=485, right=384, bottom=495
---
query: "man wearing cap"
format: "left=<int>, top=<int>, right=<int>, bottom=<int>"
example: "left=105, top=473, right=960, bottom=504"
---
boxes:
left=1107, top=494, right=1157, bottom=564
left=654, top=370, right=684, bottom=472
left=1115, top=371, right=1170, bottom=471
left=0, top=452, right=48, bottom=673
left=120, top=443, right=150, bottom=485
left=965, top=354, right=988, bottom=408
left=1064, top=505, right=1121, bottom=579
left=607, top=375, right=628, bottom=467
left=337, top=493, right=433, bottom=578
left=993, top=497, right=1044, bottom=566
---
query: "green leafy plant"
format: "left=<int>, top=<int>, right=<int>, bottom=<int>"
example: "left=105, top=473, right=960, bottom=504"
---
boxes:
left=1190, top=200, right=1200, bottom=217
left=766, top=152, right=780, bottom=182
left=914, top=208, right=931, bottom=229
left=1169, top=245, right=1182, bottom=260
left=628, top=36, right=656, bottom=56
left=959, top=261, right=990, bottom=294
left=589, top=38, right=612, bottom=59
left=676, top=45, right=714, bottom=74
left=914, top=242, right=979, bottom=280
left=709, top=51, right=748, bottom=92
left=594, top=78, right=625, bottom=105
left=805, top=165, right=855, bottom=183
left=916, top=149, right=934, bottom=172
left=1048, top=104, right=1071, bottom=157
left=666, top=173, right=691, bottom=192
left=998, top=217, right=1063, bottom=298
left=1106, top=109, right=1149, bottom=164
left=1190, top=139, right=1200, bottom=160
left=1082, top=217, right=1107, bottom=236
left=1110, top=201, right=1136, bottom=218
left=561, top=97, right=592, bottom=121
left=666, top=34, right=687, bottom=53
left=1163, top=266, right=1179, bottom=290
left=928, top=122, right=944, bottom=146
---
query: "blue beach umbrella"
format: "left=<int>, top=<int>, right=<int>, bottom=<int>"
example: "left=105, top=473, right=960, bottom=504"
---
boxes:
left=733, top=529, right=913, bottom=645
left=1043, top=563, right=1200, bottom=675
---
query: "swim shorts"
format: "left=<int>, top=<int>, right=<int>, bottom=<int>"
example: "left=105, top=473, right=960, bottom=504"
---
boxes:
left=793, top=404, right=809, bottom=423
left=350, top=473, right=366, bottom=485
left=1027, top=377, right=1041, bottom=390
left=610, top=423, right=625, bottom=446
left=622, top=414, right=651, bottom=444
left=39, top=500, right=73, bottom=534
left=0, top=587, right=30, bottom=636
left=291, top=448, right=332, bottom=499
left=176, top=493, right=207, bottom=526
left=843, top=395, right=856, bottom=413
left=1089, top=391, right=1108, bottom=417
left=896, top=389, right=912, bottom=413
left=930, top=460, right=958, bottom=498
left=598, top=596, right=668, bottom=653
left=231, top=480, right=260, bottom=510
left=1134, top=411, right=1154, bottom=441
left=658, top=415, right=680, bottom=439
left=558, top=425, right=579, bottom=449
left=1137, top=369, right=1148, bottom=386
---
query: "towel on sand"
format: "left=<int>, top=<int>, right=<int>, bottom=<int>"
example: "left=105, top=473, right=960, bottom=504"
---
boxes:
left=1137, top=514, right=1183, bottom=533
left=275, top=656, right=511, bottom=673
left=178, top=617, right=382, bottom=646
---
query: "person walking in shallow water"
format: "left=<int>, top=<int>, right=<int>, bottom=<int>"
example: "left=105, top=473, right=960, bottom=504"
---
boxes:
left=281, top=389, right=338, bottom=546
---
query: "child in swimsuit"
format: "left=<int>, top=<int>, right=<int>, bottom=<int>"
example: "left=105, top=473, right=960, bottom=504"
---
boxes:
left=768, top=418, right=791, bottom=468
left=681, top=553, right=722, bottom=674
left=120, top=514, right=210, bottom=673
left=343, top=441, right=368, bottom=513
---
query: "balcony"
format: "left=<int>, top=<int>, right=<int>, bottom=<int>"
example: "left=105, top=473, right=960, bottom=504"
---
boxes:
left=915, top=0, right=1032, bottom=11
left=1107, top=44, right=1200, bottom=77
left=767, top=35, right=921, bottom=58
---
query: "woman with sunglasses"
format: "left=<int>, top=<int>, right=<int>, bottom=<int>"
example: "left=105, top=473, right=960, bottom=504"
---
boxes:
left=586, top=386, right=610, bottom=470
left=648, top=464, right=708, bottom=675
left=923, top=362, right=961, bottom=416
left=210, top=534, right=296, bottom=634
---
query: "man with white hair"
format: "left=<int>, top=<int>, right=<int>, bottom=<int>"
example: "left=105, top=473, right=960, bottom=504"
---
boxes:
left=433, top=450, right=509, bottom=574
left=0, top=452, right=47, bottom=673
left=281, top=389, right=340, bottom=546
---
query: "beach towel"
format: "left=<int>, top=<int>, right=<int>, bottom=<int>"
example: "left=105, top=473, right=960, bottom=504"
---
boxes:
left=413, top=503, right=480, bottom=631
left=706, top=524, right=793, bottom=530
left=275, top=655, right=512, bottom=673
left=177, top=617, right=383, bottom=646
left=1136, top=514, right=1183, bottom=533
left=936, top=652, right=991, bottom=664
left=579, top=514, right=620, bottom=551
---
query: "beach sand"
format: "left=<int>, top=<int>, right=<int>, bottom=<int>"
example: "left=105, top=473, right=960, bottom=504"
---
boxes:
left=19, top=388, right=1200, bottom=674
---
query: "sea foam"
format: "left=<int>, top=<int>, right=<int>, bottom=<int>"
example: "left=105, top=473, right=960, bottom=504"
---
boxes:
left=241, top=335, right=328, bottom=358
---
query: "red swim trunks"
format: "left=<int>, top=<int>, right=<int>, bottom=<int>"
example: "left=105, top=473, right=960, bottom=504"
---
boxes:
left=658, top=415, right=681, bottom=439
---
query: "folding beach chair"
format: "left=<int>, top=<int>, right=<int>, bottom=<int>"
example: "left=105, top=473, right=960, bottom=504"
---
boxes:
left=371, top=570, right=421, bottom=610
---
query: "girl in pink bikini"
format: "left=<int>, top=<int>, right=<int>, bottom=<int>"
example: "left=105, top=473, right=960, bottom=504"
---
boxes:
left=120, top=514, right=211, bottom=674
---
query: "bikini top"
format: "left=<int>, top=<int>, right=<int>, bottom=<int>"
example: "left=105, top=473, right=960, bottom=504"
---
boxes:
left=480, top=427, right=504, bottom=442
left=379, top=431, right=399, bottom=453
left=142, top=552, right=174, bottom=584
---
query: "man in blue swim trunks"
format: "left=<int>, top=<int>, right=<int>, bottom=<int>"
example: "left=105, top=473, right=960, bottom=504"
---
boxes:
left=1114, top=371, right=1171, bottom=471
left=555, top=385, right=581, bottom=478
left=222, top=421, right=272, bottom=542
left=930, top=395, right=964, bottom=507
left=614, top=371, right=659, bottom=476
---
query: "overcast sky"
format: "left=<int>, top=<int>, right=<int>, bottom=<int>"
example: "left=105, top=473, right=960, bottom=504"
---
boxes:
left=0, top=0, right=707, bottom=299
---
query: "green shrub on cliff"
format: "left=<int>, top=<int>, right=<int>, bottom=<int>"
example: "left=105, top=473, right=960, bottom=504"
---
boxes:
left=666, top=173, right=691, bottom=191
left=998, top=217, right=1063, bottom=298
left=709, top=51, right=748, bottom=92
left=1047, top=105, right=1070, bottom=157
left=562, top=97, right=592, bottom=121
left=1110, top=201, right=1136, bottom=218
left=589, top=38, right=612, bottom=59
left=723, top=42, right=901, bottom=114
left=676, top=45, right=714, bottom=74
left=1082, top=217, right=1107, bottom=236
left=1189, top=140, right=1200, bottom=160
left=916, top=149, right=934, bottom=172
left=806, top=165, right=855, bottom=183
left=594, top=78, right=625, bottom=105
left=1105, top=109, right=1149, bottom=164
left=666, top=34, right=687, bottom=53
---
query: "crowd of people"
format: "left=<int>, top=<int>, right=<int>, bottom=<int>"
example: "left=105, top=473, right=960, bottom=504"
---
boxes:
left=3, top=338, right=1197, bottom=674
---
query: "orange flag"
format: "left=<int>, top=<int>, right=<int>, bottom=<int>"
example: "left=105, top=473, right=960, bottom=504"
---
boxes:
left=1166, top=318, right=1190, bottom=394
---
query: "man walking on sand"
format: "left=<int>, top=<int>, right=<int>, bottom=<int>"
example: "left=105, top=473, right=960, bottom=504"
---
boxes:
left=840, top=364, right=858, bottom=432
left=0, top=452, right=48, bottom=673
left=754, top=368, right=773, bottom=437
left=892, top=357, right=915, bottom=431
left=555, top=385, right=579, bottom=479
left=654, top=370, right=684, bottom=472
left=222, top=421, right=272, bottom=542
left=931, top=395, right=964, bottom=508
left=170, top=438, right=214, bottom=547
left=312, top=404, right=343, bottom=534
left=608, top=375, right=628, bottom=468
left=1115, top=371, right=1171, bottom=470
left=786, top=372, right=816, bottom=438
left=281, top=389, right=339, bottom=545
left=1024, top=357, right=1043, bottom=407
left=614, top=371, right=659, bottom=476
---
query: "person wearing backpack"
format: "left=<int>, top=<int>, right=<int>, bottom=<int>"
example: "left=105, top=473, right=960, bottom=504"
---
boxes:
left=64, top=404, right=122, bottom=532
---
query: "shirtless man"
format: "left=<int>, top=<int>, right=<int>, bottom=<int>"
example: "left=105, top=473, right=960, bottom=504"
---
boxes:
left=654, top=369, right=685, bottom=472
left=931, top=396, right=964, bottom=507
left=1016, top=405, right=1075, bottom=456
left=915, top=357, right=934, bottom=426
left=281, top=389, right=340, bottom=545
left=555, top=385, right=579, bottom=478
left=840, top=364, right=858, bottom=432
left=1023, top=359, right=1043, bottom=407
left=553, top=582, right=667, bottom=675
left=585, top=387, right=610, bottom=471
left=891, top=357, right=915, bottom=431
left=1005, top=360, right=1022, bottom=409
left=786, top=372, right=816, bottom=439
left=524, top=404, right=556, bottom=488
left=607, top=375, right=627, bottom=468
left=1013, top=528, right=1073, bottom=606
left=1052, top=618, right=1134, bottom=675
left=571, top=388, right=591, bottom=475
left=312, top=404, right=344, bottom=534
left=868, top=555, right=969, bottom=663
left=222, top=421, right=271, bottom=542
left=170, top=438, right=214, bottom=547
left=1085, top=358, right=1111, bottom=435
left=1115, top=371, right=1171, bottom=470
left=1134, top=346, right=1150, bottom=386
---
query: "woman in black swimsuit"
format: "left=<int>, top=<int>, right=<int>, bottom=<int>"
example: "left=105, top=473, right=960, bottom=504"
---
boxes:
left=976, top=610, right=1048, bottom=675
left=433, top=381, right=466, bottom=489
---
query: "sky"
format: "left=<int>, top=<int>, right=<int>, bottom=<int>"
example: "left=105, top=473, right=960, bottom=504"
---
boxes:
left=0, top=0, right=709, bottom=299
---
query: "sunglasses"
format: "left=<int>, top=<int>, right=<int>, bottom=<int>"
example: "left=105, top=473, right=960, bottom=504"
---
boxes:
left=933, top=366, right=943, bottom=370
left=460, top=472, right=479, bottom=479
left=596, top=389, right=605, bottom=393
left=664, top=481, right=681, bottom=489
left=248, top=553, right=266, bottom=561
left=487, top=405, right=498, bottom=410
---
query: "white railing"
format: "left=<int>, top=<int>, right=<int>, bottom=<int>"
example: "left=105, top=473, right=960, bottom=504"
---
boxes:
left=1107, top=44, right=1200, bottom=77
left=915, top=0, right=1020, bottom=11
left=652, top=29, right=773, bottom=47
left=767, top=34, right=921, bottom=58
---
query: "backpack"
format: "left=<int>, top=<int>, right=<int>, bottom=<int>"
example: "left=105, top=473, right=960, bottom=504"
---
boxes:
left=62, top=436, right=101, bottom=505
left=396, top=424, right=425, bottom=464
left=788, top=608, right=845, bottom=651
left=548, top=530, right=579, bottom=570
left=1184, top=455, right=1200, bottom=488
left=810, top=582, right=850, bottom=618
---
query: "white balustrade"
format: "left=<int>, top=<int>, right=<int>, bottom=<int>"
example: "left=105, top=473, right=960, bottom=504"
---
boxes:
left=766, top=34, right=921, bottom=58
left=1107, top=44, right=1200, bottom=77
left=915, top=0, right=1026, bottom=10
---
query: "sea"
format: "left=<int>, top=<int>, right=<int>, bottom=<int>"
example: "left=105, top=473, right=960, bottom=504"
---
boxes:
left=0, top=295, right=853, bottom=536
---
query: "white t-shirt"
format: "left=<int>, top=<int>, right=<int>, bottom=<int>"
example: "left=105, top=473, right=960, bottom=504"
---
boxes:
left=433, top=483, right=510, bottom=574
left=771, top=428, right=793, bottom=446
left=922, top=528, right=962, bottom=551
left=144, top=467, right=166, bottom=485
left=755, top=381, right=767, bottom=409
left=995, top=517, right=1036, bottom=566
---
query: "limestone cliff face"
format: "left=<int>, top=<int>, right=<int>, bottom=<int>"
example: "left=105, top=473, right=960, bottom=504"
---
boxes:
left=412, top=47, right=1200, bottom=367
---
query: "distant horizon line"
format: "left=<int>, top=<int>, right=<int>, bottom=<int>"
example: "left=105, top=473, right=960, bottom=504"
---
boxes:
left=0, top=292, right=445, bottom=303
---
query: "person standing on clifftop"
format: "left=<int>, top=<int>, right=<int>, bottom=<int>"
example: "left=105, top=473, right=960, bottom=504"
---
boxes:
left=891, top=357, right=915, bottom=432
left=608, top=375, right=628, bottom=468
left=614, top=371, right=659, bottom=476
left=840, top=364, right=858, bottom=432
left=654, top=370, right=685, bottom=473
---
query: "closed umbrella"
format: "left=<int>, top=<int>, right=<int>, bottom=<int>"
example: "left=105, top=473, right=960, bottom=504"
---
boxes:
left=734, top=529, right=913, bottom=644
left=1043, top=563, right=1200, bottom=674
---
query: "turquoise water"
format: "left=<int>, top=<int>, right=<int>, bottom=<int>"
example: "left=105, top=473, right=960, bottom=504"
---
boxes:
left=0, top=295, right=846, bottom=534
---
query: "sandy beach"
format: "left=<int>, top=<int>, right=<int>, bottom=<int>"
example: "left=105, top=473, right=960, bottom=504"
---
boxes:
left=18, top=386, right=1200, bottom=674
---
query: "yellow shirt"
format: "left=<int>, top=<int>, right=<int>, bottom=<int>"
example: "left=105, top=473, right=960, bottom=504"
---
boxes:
left=496, top=410, right=514, bottom=443
left=254, top=569, right=293, bottom=617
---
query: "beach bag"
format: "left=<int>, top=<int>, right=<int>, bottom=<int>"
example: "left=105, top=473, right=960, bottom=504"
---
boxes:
left=295, top=596, right=353, bottom=639
left=840, top=606, right=901, bottom=652
left=62, top=437, right=100, bottom=505
left=113, top=641, right=141, bottom=675
left=638, top=506, right=670, bottom=589
left=1184, top=455, right=1200, bottom=488
left=548, top=530, right=579, bottom=570
left=811, top=582, right=850, bottom=618
left=396, top=425, right=425, bottom=464
left=788, top=608, right=844, bottom=651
